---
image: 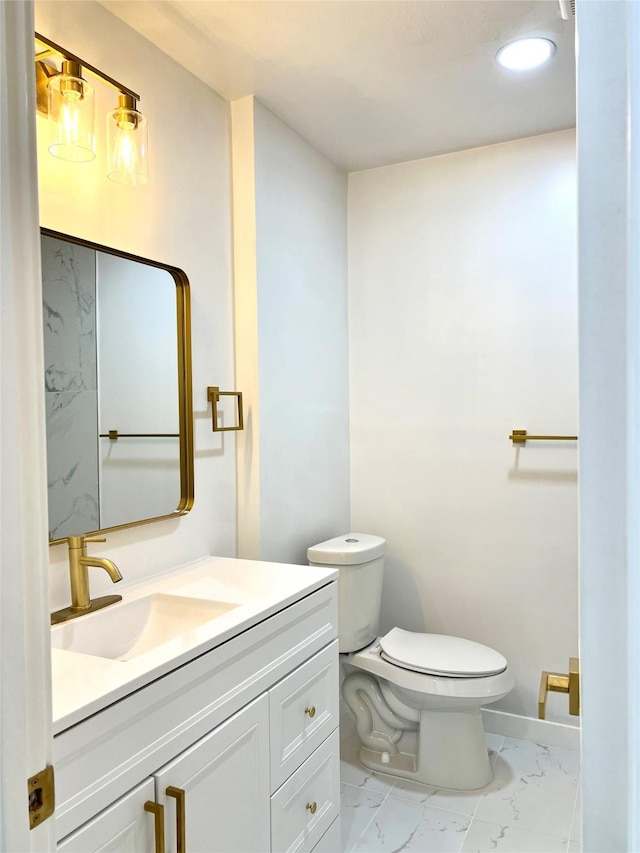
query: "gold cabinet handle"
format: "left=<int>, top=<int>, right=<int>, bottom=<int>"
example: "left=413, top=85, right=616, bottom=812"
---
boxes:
left=144, top=801, right=165, bottom=853
left=304, top=706, right=316, bottom=718
left=207, top=386, right=244, bottom=432
left=166, top=786, right=186, bottom=853
left=306, top=801, right=317, bottom=815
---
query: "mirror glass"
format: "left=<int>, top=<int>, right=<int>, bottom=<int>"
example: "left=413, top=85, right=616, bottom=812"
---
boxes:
left=41, top=229, right=193, bottom=543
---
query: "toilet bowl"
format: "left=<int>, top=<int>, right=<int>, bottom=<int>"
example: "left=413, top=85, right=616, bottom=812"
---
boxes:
left=307, top=533, right=514, bottom=790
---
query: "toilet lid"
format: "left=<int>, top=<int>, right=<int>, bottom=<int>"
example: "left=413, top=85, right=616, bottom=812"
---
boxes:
left=379, top=628, right=507, bottom=677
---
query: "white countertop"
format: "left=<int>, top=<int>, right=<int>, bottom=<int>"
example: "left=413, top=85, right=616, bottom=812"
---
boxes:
left=51, top=555, right=337, bottom=734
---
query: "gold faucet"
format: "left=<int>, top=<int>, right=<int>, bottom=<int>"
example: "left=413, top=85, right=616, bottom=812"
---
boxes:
left=51, top=535, right=123, bottom=625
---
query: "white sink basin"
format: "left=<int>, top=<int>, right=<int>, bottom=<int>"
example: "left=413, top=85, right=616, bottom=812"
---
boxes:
left=51, top=593, right=240, bottom=661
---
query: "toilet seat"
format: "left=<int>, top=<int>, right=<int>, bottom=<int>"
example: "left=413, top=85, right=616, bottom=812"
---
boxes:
left=379, top=627, right=507, bottom=678
left=348, top=638, right=514, bottom=705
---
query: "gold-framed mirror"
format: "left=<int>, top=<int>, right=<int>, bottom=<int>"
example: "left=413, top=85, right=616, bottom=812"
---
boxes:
left=41, top=228, right=194, bottom=544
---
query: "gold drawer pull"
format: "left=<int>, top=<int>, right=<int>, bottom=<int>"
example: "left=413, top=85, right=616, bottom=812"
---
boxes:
left=304, top=706, right=316, bottom=718
left=166, top=786, right=186, bottom=853
left=306, top=801, right=317, bottom=815
left=144, top=801, right=165, bottom=853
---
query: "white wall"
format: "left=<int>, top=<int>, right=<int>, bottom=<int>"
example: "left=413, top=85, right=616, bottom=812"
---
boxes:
left=36, top=1, right=236, bottom=609
left=349, top=129, right=578, bottom=723
left=233, top=97, right=351, bottom=564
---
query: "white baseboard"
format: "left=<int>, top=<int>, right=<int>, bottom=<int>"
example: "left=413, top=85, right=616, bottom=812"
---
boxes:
left=482, top=707, right=580, bottom=751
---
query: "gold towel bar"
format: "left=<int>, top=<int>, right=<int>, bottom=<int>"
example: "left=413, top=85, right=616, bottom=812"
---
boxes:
left=99, top=431, right=179, bottom=440
left=510, top=429, right=578, bottom=445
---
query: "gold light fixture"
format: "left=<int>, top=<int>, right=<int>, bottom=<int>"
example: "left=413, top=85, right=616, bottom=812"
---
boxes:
left=107, top=94, right=149, bottom=185
left=35, top=33, right=149, bottom=185
left=47, top=59, right=95, bottom=162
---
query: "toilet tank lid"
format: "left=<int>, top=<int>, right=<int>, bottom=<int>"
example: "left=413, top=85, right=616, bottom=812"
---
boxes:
left=307, top=533, right=386, bottom=565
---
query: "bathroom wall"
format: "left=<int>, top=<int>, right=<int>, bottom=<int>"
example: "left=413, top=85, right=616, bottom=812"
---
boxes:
left=348, top=129, right=578, bottom=724
left=233, top=97, right=351, bottom=564
left=36, top=1, right=237, bottom=608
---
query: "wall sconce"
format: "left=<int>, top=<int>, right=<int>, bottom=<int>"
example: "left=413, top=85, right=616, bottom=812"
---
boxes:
left=47, top=59, right=95, bottom=162
left=35, top=33, right=149, bottom=185
left=107, top=94, right=149, bottom=186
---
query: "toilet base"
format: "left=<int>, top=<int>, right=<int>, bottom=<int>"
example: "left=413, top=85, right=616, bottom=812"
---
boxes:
left=357, top=706, right=493, bottom=791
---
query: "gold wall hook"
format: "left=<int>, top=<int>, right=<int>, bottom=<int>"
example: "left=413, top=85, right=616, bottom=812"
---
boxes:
left=538, top=657, right=580, bottom=719
left=207, top=386, right=244, bottom=432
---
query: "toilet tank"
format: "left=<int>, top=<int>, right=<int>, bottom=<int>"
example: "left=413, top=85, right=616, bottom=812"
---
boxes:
left=307, top=533, right=386, bottom=653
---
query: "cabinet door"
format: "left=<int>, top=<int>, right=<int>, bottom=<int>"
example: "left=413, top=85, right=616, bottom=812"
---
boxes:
left=57, top=779, right=156, bottom=852
left=155, top=694, right=270, bottom=853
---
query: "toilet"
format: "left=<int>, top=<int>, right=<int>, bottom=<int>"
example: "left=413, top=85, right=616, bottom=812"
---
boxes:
left=307, top=533, right=514, bottom=791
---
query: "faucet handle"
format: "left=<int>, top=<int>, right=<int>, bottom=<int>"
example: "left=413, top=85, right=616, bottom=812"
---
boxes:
left=84, top=536, right=107, bottom=544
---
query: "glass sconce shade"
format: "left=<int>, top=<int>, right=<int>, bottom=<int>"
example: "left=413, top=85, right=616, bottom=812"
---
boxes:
left=48, top=60, right=96, bottom=162
left=107, top=95, right=149, bottom=186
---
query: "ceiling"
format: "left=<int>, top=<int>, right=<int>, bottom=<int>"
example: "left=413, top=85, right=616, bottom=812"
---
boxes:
left=101, top=0, right=576, bottom=172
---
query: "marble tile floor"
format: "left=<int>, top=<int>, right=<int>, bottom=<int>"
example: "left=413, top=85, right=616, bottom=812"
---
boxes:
left=340, top=731, right=581, bottom=853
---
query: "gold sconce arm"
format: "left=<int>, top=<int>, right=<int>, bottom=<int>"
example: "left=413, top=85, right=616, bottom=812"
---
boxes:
left=35, top=32, right=140, bottom=100
left=207, top=386, right=244, bottom=432
left=538, top=657, right=580, bottom=719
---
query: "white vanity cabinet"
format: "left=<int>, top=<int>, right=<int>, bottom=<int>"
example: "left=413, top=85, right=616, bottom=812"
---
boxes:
left=53, top=581, right=340, bottom=853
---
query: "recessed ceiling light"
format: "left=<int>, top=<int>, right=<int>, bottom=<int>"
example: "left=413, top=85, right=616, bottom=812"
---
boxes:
left=496, top=38, right=556, bottom=71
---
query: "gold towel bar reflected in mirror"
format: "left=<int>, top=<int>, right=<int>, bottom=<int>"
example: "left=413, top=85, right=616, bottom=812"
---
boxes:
left=99, top=431, right=180, bottom=440
left=510, top=429, right=578, bottom=445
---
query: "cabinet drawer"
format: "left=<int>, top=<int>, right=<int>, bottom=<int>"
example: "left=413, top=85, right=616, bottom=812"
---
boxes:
left=270, top=730, right=340, bottom=853
left=312, top=816, right=341, bottom=853
left=269, top=641, right=339, bottom=790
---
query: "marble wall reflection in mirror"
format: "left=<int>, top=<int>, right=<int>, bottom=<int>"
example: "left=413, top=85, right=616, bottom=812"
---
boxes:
left=41, top=230, right=193, bottom=543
